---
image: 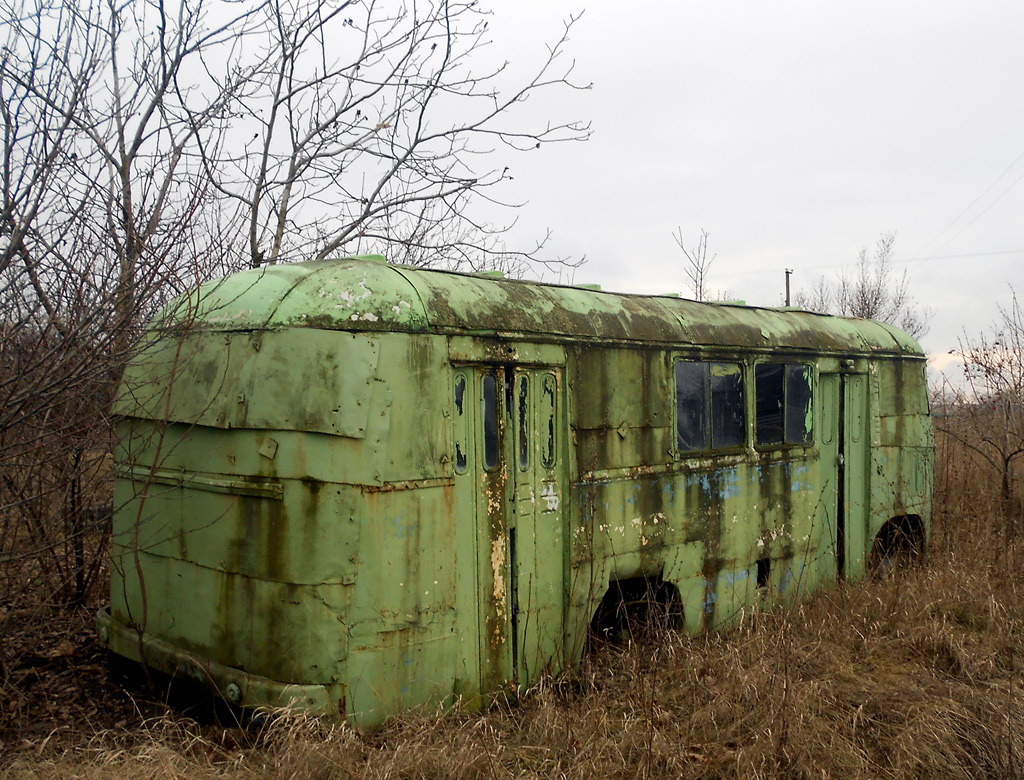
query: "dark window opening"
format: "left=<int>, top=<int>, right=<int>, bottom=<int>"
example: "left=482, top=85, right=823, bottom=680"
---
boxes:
left=675, top=360, right=745, bottom=452
left=711, top=363, right=745, bottom=447
left=755, top=363, right=785, bottom=444
left=482, top=373, right=498, bottom=470
left=454, top=375, right=468, bottom=474
left=785, top=364, right=813, bottom=444
left=517, top=374, right=529, bottom=470
left=454, top=375, right=465, bottom=415
left=675, top=361, right=708, bottom=451
left=541, top=374, right=557, bottom=468
left=756, top=363, right=813, bottom=446
left=756, top=557, right=771, bottom=588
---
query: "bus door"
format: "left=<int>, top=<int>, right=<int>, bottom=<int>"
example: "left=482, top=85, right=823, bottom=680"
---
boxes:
left=820, top=371, right=869, bottom=580
left=451, top=364, right=568, bottom=693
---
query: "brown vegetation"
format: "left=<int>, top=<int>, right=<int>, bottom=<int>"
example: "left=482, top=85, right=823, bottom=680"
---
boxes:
left=2, top=423, right=1023, bottom=779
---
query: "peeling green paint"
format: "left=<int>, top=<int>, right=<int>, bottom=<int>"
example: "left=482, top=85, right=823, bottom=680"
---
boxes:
left=101, top=256, right=933, bottom=727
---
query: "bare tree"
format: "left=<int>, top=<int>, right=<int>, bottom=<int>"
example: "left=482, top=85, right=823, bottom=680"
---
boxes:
left=936, top=292, right=1024, bottom=534
left=796, top=232, right=931, bottom=339
left=0, top=0, right=589, bottom=619
left=673, top=228, right=716, bottom=302
left=176, top=0, right=590, bottom=270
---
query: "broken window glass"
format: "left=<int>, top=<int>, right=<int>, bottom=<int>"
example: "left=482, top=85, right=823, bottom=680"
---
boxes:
left=785, top=364, right=813, bottom=444
left=756, top=363, right=813, bottom=446
left=454, top=373, right=468, bottom=473
left=518, top=374, right=529, bottom=471
left=541, top=374, right=557, bottom=468
left=676, top=360, right=745, bottom=452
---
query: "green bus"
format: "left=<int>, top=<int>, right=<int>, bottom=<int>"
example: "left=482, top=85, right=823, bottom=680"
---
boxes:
left=99, top=256, right=933, bottom=726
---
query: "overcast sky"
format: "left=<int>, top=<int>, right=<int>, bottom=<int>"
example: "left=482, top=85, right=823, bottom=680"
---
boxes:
left=484, top=1, right=1024, bottom=375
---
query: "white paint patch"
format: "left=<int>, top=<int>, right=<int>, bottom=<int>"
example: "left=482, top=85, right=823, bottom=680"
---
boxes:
left=541, top=482, right=559, bottom=511
left=491, top=538, right=506, bottom=617
left=391, top=299, right=413, bottom=315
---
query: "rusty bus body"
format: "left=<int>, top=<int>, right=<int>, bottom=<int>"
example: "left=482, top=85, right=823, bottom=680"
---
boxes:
left=99, top=256, right=933, bottom=726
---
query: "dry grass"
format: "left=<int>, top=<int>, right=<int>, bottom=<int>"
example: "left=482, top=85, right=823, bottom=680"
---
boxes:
left=6, top=518, right=1024, bottom=780
left=4, top=436, right=1024, bottom=779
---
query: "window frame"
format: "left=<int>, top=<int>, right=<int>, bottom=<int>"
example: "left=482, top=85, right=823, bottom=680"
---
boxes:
left=753, top=360, right=815, bottom=449
left=673, top=357, right=748, bottom=456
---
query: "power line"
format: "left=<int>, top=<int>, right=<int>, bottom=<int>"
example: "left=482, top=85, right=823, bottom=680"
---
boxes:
left=904, top=248, right=1024, bottom=263
left=912, top=148, right=1024, bottom=261
left=715, top=248, right=1023, bottom=279
left=920, top=170, right=1024, bottom=261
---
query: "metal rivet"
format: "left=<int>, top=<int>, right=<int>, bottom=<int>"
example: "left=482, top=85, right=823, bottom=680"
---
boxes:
left=225, top=683, right=242, bottom=703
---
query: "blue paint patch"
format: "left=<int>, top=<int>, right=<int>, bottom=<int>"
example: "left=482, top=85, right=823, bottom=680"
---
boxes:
left=701, top=576, right=719, bottom=616
left=722, top=569, right=751, bottom=585
left=393, top=516, right=405, bottom=539
left=702, top=590, right=718, bottom=614
left=719, top=468, right=742, bottom=499
left=778, top=566, right=800, bottom=594
left=684, top=473, right=713, bottom=492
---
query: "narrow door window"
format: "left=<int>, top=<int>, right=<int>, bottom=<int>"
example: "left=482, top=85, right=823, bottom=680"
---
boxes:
left=482, top=372, right=499, bottom=470
left=517, top=374, right=530, bottom=471
left=454, top=372, right=469, bottom=473
left=540, top=374, right=557, bottom=468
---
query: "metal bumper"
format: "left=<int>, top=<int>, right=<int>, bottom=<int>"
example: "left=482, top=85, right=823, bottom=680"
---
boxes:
left=96, top=607, right=341, bottom=716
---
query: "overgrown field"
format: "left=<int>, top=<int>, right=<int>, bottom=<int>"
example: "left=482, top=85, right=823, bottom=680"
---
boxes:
left=2, top=429, right=1023, bottom=779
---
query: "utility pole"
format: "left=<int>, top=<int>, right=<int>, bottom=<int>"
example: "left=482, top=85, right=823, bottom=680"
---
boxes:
left=785, top=269, right=793, bottom=306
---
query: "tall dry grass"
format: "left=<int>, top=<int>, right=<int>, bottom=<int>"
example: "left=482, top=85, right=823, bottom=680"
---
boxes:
left=4, top=431, right=1024, bottom=779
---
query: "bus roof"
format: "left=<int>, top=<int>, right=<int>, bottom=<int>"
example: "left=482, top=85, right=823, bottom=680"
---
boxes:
left=166, top=256, right=923, bottom=357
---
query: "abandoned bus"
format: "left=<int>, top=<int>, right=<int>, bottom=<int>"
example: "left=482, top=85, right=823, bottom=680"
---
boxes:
left=99, top=256, right=933, bottom=726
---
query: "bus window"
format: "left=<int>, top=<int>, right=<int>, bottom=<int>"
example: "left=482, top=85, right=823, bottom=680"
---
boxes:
left=711, top=363, right=745, bottom=447
left=756, top=363, right=813, bottom=446
left=517, top=374, right=529, bottom=471
left=675, top=361, right=708, bottom=451
left=483, top=372, right=499, bottom=469
left=676, top=360, right=745, bottom=452
left=785, top=364, right=813, bottom=444
left=454, top=372, right=469, bottom=473
left=540, top=374, right=557, bottom=468
left=755, top=364, right=785, bottom=444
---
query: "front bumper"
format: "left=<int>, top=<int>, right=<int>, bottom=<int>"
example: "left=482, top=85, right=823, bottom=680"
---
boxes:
left=96, top=607, right=342, bottom=717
